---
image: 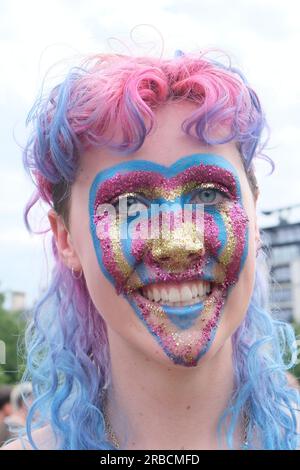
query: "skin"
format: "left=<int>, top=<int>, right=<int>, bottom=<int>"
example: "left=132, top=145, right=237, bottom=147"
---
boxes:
left=7, top=404, right=31, bottom=428
left=89, top=153, right=249, bottom=367
left=3, top=101, right=261, bottom=450
left=0, top=404, right=12, bottom=421
left=55, top=101, right=259, bottom=367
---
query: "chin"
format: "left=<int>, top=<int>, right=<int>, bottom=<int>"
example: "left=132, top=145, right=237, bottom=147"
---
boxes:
left=124, top=278, right=229, bottom=367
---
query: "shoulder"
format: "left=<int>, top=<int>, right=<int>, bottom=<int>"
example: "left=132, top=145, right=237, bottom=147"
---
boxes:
left=1, top=426, right=56, bottom=450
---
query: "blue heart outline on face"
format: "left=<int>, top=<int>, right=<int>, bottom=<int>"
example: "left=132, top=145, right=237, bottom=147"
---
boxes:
left=88, top=153, right=250, bottom=366
left=89, top=153, right=245, bottom=285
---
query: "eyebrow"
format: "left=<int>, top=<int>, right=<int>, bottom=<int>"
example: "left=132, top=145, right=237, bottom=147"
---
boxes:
left=93, top=163, right=239, bottom=209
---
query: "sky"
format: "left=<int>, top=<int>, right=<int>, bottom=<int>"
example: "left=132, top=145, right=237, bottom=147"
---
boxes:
left=0, top=0, right=300, bottom=307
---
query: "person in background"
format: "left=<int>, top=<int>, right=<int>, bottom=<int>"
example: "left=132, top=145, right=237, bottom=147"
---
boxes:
left=3, top=382, right=33, bottom=441
left=286, top=372, right=300, bottom=390
left=0, top=385, right=12, bottom=447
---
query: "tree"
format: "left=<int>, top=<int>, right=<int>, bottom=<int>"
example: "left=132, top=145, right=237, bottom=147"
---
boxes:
left=0, top=292, right=26, bottom=385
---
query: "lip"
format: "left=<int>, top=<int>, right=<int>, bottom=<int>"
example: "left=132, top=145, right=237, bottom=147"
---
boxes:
left=128, top=281, right=222, bottom=316
left=126, top=279, right=227, bottom=362
left=125, top=273, right=218, bottom=295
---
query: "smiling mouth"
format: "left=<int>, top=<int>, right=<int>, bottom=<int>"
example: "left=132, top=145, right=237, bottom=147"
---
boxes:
left=133, top=279, right=214, bottom=308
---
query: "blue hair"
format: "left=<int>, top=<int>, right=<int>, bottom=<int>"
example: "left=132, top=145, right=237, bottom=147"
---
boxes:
left=219, top=249, right=300, bottom=449
left=22, top=50, right=299, bottom=449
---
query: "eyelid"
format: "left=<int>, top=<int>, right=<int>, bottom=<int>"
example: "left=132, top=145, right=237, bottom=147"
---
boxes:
left=110, top=192, right=136, bottom=204
left=189, top=183, right=231, bottom=200
left=110, top=192, right=150, bottom=206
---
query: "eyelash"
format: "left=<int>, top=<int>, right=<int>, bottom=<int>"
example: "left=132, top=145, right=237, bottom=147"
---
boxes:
left=110, top=193, right=150, bottom=211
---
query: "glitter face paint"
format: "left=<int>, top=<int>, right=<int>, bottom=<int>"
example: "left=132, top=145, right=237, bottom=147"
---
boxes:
left=89, top=154, right=249, bottom=367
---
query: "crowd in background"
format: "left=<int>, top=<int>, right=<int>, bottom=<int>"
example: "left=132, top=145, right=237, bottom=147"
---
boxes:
left=0, top=383, right=32, bottom=447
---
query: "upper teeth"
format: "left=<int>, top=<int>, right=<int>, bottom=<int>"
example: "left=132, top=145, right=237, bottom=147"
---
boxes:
left=142, top=280, right=211, bottom=306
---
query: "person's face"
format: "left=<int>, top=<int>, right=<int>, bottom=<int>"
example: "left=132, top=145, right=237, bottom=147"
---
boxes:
left=50, top=101, right=260, bottom=368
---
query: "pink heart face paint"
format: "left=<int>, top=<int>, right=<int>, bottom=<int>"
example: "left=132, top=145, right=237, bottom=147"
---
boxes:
left=89, top=154, right=249, bottom=367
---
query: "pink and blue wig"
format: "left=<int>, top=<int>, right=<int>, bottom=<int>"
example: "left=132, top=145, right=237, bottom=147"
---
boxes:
left=23, top=50, right=299, bottom=449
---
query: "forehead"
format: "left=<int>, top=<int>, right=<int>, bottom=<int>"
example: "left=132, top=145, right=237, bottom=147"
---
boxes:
left=76, top=102, right=247, bottom=188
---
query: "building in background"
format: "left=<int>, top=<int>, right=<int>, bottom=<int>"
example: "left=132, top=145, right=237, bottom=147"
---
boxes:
left=261, top=205, right=300, bottom=323
left=4, top=291, right=26, bottom=312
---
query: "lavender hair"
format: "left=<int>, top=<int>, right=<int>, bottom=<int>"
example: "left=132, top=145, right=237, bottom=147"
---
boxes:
left=23, top=50, right=299, bottom=449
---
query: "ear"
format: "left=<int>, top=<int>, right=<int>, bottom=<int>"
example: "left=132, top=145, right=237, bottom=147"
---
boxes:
left=48, top=209, right=82, bottom=271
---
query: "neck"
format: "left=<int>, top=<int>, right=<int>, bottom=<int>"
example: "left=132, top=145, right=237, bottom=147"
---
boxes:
left=105, top=331, right=240, bottom=450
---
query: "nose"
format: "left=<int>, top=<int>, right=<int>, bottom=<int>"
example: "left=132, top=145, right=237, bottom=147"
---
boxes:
left=150, top=222, right=204, bottom=271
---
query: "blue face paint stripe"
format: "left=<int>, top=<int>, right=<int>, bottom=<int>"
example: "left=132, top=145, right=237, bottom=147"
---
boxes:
left=133, top=263, right=153, bottom=287
left=204, top=259, right=217, bottom=281
left=240, top=224, right=249, bottom=271
left=120, top=212, right=150, bottom=280
left=205, top=206, right=228, bottom=257
left=120, top=234, right=136, bottom=266
left=161, top=302, right=205, bottom=329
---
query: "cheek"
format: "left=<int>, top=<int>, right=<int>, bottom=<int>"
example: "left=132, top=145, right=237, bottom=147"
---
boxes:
left=226, top=198, right=256, bottom=307
left=210, top=204, right=257, bottom=349
left=71, top=203, right=142, bottom=335
left=204, top=200, right=250, bottom=287
left=70, top=211, right=118, bottom=320
left=81, top=242, right=136, bottom=330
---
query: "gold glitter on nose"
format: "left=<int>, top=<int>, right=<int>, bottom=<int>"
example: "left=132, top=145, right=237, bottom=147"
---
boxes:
left=151, top=222, right=204, bottom=270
